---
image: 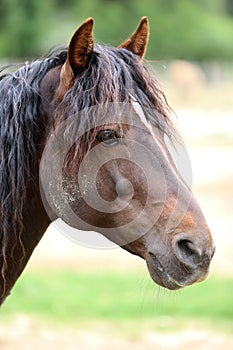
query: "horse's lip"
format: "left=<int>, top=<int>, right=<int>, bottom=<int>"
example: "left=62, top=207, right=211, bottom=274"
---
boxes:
left=146, top=252, right=184, bottom=290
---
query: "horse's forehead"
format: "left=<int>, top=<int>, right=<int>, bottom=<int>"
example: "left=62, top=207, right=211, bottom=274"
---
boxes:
left=129, top=101, right=163, bottom=144
left=129, top=101, right=179, bottom=172
left=131, top=100, right=154, bottom=133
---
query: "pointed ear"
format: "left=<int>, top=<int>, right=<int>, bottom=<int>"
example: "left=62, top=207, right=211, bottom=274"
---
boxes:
left=58, top=18, right=94, bottom=99
left=119, top=17, right=149, bottom=59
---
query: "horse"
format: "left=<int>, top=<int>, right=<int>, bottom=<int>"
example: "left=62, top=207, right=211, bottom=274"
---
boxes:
left=0, top=17, right=215, bottom=305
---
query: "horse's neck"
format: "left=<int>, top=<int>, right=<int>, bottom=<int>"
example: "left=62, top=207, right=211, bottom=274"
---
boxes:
left=1, top=192, right=50, bottom=302
left=0, top=175, right=51, bottom=305
left=0, top=74, right=56, bottom=305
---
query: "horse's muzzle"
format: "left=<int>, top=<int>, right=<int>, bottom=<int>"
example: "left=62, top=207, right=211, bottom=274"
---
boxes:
left=146, top=233, right=215, bottom=290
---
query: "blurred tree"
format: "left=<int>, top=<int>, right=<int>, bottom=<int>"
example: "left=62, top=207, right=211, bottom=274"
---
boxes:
left=226, top=0, right=233, bottom=15
left=0, top=0, right=232, bottom=60
left=0, top=0, right=52, bottom=57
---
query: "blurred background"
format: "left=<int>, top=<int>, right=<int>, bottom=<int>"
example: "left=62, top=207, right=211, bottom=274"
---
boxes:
left=0, top=0, right=233, bottom=349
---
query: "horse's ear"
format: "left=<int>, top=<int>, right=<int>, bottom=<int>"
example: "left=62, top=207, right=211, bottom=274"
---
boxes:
left=119, top=17, right=149, bottom=59
left=58, top=18, right=94, bottom=99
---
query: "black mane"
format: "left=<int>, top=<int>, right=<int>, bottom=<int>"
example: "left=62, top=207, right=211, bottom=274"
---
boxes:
left=57, top=45, right=175, bottom=135
left=0, top=50, right=65, bottom=294
left=55, top=44, right=177, bottom=172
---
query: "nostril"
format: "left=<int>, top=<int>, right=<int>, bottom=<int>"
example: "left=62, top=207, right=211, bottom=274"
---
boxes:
left=174, top=239, right=201, bottom=268
left=178, top=240, right=196, bottom=258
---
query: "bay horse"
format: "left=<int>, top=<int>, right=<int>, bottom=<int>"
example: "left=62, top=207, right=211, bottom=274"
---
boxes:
left=0, top=17, right=215, bottom=305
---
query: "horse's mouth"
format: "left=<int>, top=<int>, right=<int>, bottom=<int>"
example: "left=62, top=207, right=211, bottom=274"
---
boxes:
left=146, top=252, right=185, bottom=290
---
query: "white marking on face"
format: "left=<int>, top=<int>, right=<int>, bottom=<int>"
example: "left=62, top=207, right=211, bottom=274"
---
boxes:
left=131, top=97, right=169, bottom=158
left=130, top=97, right=180, bottom=179
left=131, top=98, right=155, bottom=138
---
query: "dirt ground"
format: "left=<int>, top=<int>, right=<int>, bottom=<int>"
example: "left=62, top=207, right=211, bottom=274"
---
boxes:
left=0, top=315, right=233, bottom=350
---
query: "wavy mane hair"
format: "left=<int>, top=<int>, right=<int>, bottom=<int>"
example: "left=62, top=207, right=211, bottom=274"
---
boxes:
left=55, top=45, right=177, bottom=172
left=0, top=43, right=177, bottom=296
left=0, top=52, right=65, bottom=294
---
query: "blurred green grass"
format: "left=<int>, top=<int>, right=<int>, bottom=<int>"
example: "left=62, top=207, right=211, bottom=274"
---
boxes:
left=1, top=270, right=232, bottom=334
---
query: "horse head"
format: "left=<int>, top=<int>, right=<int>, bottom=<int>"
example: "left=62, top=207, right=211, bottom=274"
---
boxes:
left=40, top=17, right=215, bottom=290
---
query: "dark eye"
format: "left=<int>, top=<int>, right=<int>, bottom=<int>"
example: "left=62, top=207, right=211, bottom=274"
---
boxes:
left=96, top=129, right=120, bottom=146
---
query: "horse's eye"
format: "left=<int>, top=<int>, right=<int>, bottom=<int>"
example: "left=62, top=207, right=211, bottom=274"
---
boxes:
left=96, top=129, right=120, bottom=146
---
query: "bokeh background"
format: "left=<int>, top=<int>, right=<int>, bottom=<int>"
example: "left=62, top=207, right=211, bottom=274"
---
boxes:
left=0, top=1, right=233, bottom=349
